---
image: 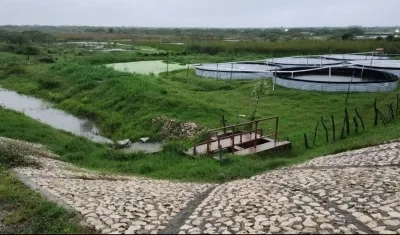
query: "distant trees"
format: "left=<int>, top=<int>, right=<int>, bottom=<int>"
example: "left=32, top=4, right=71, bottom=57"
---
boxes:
left=108, top=28, right=114, bottom=33
left=0, top=30, right=53, bottom=47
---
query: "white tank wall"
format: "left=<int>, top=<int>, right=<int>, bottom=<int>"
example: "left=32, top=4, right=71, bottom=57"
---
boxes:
left=196, top=69, right=273, bottom=80
left=274, top=77, right=398, bottom=92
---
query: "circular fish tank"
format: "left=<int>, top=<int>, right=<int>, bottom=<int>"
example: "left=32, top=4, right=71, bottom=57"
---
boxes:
left=273, top=67, right=398, bottom=92
left=349, top=60, right=400, bottom=77
left=265, top=57, right=342, bottom=68
left=321, top=54, right=391, bottom=61
left=195, top=62, right=280, bottom=79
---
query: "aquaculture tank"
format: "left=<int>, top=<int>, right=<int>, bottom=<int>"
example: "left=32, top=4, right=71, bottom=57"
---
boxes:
left=321, top=54, right=391, bottom=62
left=265, top=57, right=342, bottom=68
left=195, top=62, right=280, bottom=79
left=349, top=60, right=400, bottom=77
left=273, top=66, right=398, bottom=92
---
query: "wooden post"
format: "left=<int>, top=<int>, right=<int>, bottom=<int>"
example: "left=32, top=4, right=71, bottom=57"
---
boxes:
left=206, top=132, right=210, bottom=155
left=231, top=127, right=235, bottom=154
left=216, top=63, right=219, bottom=79
left=193, top=143, right=196, bottom=156
left=254, top=121, right=258, bottom=149
left=230, top=62, right=234, bottom=81
left=166, top=55, right=169, bottom=77
left=221, top=115, right=227, bottom=134
left=275, top=117, right=279, bottom=144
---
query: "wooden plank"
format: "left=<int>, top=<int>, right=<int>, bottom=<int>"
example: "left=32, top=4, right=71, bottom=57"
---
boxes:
left=234, top=141, right=291, bottom=156
left=189, top=132, right=262, bottom=155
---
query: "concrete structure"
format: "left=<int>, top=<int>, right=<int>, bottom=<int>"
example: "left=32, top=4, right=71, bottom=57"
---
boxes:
left=273, top=67, right=398, bottom=92
left=322, top=54, right=391, bottom=61
left=349, top=60, right=400, bottom=77
left=266, top=57, right=342, bottom=68
left=195, top=62, right=280, bottom=79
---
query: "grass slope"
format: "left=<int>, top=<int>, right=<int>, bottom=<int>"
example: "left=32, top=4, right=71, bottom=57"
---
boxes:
left=0, top=149, right=88, bottom=234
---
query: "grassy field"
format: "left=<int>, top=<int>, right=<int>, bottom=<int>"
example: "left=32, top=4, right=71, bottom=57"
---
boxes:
left=2, top=105, right=400, bottom=184
left=1, top=38, right=400, bottom=183
left=1, top=49, right=400, bottom=183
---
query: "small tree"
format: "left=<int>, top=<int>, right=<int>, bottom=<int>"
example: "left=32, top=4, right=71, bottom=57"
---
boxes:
left=23, top=46, right=39, bottom=60
left=250, top=80, right=269, bottom=121
left=341, top=33, right=354, bottom=40
left=387, top=35, right=395, bottom=41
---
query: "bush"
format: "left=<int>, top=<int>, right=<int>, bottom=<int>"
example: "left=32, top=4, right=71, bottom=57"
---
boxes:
left=0, top=138, right=45, bottom=168
left=39, top=57, right=55, bottom=63
left=38, top=78, right=61, bottom=89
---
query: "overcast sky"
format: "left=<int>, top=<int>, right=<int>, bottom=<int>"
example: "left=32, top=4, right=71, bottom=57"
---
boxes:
left=0, top=0, right=399, bottom=28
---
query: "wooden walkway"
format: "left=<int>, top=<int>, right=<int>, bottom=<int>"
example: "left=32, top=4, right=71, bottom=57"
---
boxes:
left=185, top=133, right=291, bottom=157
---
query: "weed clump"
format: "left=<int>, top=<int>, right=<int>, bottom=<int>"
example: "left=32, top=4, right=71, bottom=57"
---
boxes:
left=0, top=137, right=49, bottom=168
left=152, top=116, right=205, bottom=141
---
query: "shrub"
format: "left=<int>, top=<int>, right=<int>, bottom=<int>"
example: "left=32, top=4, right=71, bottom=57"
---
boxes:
left=39, top=57, right=55, bottom=63
left=0, top=138, right=47, bottom=168
left=38, top=78, right=61, bottom=89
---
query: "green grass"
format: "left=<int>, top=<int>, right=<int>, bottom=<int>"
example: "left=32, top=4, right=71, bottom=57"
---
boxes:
left=0, top=166, right=87, bottom=233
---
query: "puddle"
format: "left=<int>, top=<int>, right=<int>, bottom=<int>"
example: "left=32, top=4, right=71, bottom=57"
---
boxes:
left=120, top=142, right=163, bottom=154
left=0, top=88, right=162, bottom=153
left=106, top=60, right=188, bottom=75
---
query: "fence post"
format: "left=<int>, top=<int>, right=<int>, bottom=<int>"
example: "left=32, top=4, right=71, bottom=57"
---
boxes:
left=275, top=117, right=279, bottom=144
left=230, top=62, right=233, bottom=81
left=304, top=133, right=310, bottom=149
left=313, top=122, right=320, bottom=146
left=166, top=55, right=169, bottom=77
left=216, top=63, right=219, bottom=79
left=254, top=121, right=258, bottom=149
left=206, top=132, right=210, bottom=155
left=231, top=127, right=235, bottom=154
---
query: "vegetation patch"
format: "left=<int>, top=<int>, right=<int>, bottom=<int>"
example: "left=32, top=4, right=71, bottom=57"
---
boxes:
left=151, top=116, right=206, bottom=141
left=0, top=167, right=90, bottom=234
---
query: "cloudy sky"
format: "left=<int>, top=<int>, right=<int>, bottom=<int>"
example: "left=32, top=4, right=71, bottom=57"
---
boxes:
left=0, top=0, right=399, bottom=28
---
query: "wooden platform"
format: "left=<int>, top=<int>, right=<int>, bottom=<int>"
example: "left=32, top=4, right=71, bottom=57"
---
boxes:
left=185, top=133, right=291, bottom=157
left=234, top=140, right=291, bottom=156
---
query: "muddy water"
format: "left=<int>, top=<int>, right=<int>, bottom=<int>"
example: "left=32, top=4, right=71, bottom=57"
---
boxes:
left=0, top=88, right=162, bottom=153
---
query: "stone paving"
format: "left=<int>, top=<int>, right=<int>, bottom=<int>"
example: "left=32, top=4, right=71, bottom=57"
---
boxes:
left=11, top=140, right=400, bottom=234
left=14, top=157, right=214, bottom=234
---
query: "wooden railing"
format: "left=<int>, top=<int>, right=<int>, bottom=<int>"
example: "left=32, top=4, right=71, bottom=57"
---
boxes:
left=193, top=117, right=279, bottom=156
